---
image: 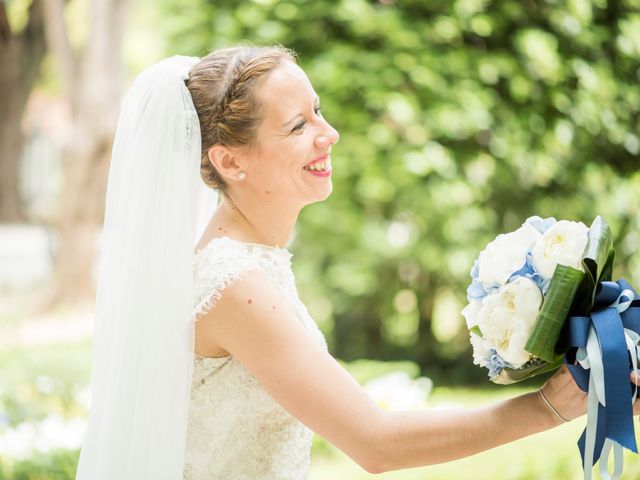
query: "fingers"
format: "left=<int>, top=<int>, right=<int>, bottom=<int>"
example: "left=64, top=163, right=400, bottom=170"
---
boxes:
left=630, top=371, right=640, bottom=417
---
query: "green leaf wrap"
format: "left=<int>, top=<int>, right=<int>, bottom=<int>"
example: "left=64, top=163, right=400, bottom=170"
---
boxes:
left=492, top=356, right=565, bottom=385
left=571, top=216, right=615, bottom=314
left=525, top=265, right=584, bottom=362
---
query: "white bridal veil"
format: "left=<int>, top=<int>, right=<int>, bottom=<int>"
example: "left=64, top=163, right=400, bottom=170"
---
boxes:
left=76, top=56, right=217, bottom=479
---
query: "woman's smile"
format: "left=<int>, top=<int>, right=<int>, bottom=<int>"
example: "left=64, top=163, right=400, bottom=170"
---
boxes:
left=302, top=154, right=332, bottom=177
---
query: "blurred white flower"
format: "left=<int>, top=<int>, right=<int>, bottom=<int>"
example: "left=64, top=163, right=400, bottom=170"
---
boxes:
left=74, top=386, right=92, bottom=411
left=477, top=223, right=540, bottom=286
left=0, top=414, right=87, bottom=460
left=476, top=277, right=543, bottom=367
left=363, top=372, right=433, bottom=411
left=0, top=422, right=36, bottom=460
left=34, top=414, right=86, bottom=453
left=35, top=375, right=56, bottom=395
left=531, top=220, right=589, bottom=278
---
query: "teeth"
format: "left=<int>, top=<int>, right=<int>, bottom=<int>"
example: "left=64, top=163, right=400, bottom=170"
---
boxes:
left=304, top=158, right=331, bottom=171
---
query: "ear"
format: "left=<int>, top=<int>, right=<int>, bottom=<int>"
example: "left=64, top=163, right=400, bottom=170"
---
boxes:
left=207, top=145, right=246, bottom=182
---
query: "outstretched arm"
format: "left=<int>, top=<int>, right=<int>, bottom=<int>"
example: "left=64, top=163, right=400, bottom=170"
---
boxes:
left=196, top=269, right=640, bottom=474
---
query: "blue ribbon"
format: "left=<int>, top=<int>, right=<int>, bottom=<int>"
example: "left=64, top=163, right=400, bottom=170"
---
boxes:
left=564, top=279, right=640, bottom=474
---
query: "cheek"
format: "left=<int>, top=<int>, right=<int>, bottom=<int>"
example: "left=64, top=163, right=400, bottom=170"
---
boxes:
left=254, top=136, right=311, bottom=188
left=253, top=148, right=297, bottom=190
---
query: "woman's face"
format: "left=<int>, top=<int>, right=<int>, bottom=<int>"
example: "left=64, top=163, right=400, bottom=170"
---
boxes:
left=242, top=60, right=340, bottom=207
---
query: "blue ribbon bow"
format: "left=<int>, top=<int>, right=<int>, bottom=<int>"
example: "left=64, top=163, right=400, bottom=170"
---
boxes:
left=564, top=279, right=640, bottom=477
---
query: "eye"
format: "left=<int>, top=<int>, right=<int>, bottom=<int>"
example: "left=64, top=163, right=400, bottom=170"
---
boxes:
left=291, top=106, right=322, bottom=133
left=291, top=120, right=306, bottom=133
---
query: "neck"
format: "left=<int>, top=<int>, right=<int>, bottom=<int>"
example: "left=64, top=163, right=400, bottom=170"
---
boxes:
left=210, top=191, right=300, bottom=249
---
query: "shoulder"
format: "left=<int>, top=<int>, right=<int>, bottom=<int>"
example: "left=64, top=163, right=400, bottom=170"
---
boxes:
left=196, top=267, right=305, bottom=355
left=193, top=238, right=269, bottom=313
left=199, top=267, right=287, bottom=324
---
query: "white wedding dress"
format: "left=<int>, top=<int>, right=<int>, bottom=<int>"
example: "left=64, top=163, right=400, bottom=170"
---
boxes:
left=183, top=236, right=328, bottom=480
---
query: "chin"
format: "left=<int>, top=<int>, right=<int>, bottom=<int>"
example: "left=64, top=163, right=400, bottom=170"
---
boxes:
left=305, top=182, right=333, bottom=206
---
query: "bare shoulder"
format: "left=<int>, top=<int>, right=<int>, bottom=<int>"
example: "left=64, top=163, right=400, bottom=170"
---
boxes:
left=198, top=267, right=311, bottom=356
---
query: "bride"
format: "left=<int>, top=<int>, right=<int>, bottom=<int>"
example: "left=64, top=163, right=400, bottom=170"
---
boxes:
left=74, top=45, right=640, bottom=479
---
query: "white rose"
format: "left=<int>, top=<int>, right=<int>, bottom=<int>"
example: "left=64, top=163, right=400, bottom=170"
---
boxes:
left=531, top=220, right=589, bottom=279
left=476, top=277, right=543, bottom=368
left=469, top=332, right=491, bottom=367
left=461, top=300, right=482, bottom=329
left=477, top=223, right=541, bottom=286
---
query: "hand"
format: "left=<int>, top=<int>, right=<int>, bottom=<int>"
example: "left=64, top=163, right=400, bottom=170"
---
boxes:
left=540, top=366, right=640, bottom=424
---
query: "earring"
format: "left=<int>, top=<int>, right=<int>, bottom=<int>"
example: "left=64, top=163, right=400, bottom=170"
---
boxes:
left=237, top=171, right=246, bottom=180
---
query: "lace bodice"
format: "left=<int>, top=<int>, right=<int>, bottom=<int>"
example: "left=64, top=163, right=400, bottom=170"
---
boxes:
left=183, top=236, right=328, bottom=480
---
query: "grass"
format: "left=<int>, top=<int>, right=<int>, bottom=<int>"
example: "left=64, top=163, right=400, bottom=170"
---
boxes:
left=2, top=340, right=640, bottom=479
left=309, top=387, right=640, bottom=480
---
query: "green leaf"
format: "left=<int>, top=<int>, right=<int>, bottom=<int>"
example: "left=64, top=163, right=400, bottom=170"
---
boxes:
left=470, top=325, right=483, bottom=337
left=583, top=216, right=614, bottom=282
left=492, top=356, right=564, bottom=385
left=570, top=216, right=615, bottom=315
left=525, top=265, right=584, bottom=362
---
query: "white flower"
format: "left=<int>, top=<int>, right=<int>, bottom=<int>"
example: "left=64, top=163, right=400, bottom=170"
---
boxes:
left=477, top=223, right=541, bottom=286
left=469, top=332, right=491, bottom=367
left=476, top=277, right=543, bottom=368
left=461, top=300, right=482, bottom=329
left=531, top=220, right=589, bottom=279
left=0, top=414, right=87, bottom=460
left=363, top=372, right=433, bottom=410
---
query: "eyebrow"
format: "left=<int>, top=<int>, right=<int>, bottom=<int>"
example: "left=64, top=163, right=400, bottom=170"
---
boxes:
left=282, top=96, right=321, bottom=128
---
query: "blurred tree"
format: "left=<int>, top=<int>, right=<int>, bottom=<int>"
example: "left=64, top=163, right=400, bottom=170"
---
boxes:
left=42, top=0, right=130, bottom=303
left=159, top=0, right=640, bottom=382
left=0, top=0, right=46, bottom=222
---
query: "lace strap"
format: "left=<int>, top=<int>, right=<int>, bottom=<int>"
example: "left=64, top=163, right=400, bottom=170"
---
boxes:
left=193, top=238, right=264, bottom=319
left=194, top=262, right=264, bottom=320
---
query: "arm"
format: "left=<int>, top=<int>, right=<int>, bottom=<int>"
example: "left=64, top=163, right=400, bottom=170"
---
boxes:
left=196, top=269, right=640, bottom=474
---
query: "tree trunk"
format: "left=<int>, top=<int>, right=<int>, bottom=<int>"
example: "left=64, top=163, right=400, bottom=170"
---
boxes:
left=0, top=94, right=26, bottom=222
left=53, top=130, right=112, bottom=301
left=0, top=0, right=46, bottom=222
left=414, top=272, right=440, bottom=369
left=46, top=0, right=129, bottom=305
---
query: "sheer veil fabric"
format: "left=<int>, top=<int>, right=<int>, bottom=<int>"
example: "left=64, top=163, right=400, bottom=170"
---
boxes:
left=76, top=56, right=218, bottom=479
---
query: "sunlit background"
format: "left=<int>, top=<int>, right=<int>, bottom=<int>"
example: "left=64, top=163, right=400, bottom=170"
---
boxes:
left=1, top=0, right=639, bottom=478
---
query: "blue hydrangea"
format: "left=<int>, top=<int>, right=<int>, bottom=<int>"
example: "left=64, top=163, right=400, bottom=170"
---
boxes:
left=524, top=215, right=556, bottom=235
left=486, top=350, right=513, bottom=380
left=467, top=258, right=500, bottom=302
left=508, top=251, right=550, bottom=294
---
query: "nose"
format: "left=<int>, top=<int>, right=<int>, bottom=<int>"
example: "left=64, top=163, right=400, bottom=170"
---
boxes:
left=315, top=119, right=340, bottom=149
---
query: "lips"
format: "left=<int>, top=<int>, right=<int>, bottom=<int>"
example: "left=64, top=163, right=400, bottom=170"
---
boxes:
left=302, top=152, right=332, bottom=177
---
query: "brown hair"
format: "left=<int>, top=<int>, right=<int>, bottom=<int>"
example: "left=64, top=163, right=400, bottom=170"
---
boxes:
left=186, top=45, right=296, bottom=193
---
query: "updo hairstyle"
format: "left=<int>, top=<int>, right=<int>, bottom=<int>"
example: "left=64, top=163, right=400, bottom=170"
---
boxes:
left=186, top=45, right=296, bottom=193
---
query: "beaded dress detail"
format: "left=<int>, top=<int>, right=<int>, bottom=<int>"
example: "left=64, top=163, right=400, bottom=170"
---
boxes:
left=183, top=236, right=327, bottom=480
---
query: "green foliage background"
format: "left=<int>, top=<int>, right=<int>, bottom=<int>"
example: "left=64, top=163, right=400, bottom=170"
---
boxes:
left=154, top=0, right=640, bottom=383
left=2, top=1, right=640, bottom=478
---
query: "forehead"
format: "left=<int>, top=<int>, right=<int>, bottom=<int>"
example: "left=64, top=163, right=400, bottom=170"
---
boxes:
left=257, top=61, right=317, bottom=124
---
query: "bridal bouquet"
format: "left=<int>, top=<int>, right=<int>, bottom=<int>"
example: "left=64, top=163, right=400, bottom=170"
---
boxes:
left=463, top=215, right=640, bottom=478
left=462, top=215, right=590, bottom=383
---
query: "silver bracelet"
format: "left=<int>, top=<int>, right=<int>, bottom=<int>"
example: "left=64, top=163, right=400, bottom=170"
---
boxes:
left=538, top=388, right=570, bottom=423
